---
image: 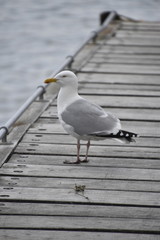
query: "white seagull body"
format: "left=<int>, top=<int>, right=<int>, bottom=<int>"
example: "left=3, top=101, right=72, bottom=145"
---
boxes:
left=44, top=70, right=138, bottom=164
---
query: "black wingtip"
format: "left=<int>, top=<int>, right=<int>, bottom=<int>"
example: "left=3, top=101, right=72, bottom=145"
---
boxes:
left=120, top=130, right=139, bottom=143
left=119, top=130, right=139, bottom=138
left=90, top=130, right=139, bottom=142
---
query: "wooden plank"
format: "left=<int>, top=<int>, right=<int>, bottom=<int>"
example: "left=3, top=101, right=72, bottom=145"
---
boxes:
left=81, top=95, right=160, bottom=109
left=1, top=201, right=160, bottom=219
left=28, top=121, right=160, bottom=137
left=120, top=21, right=160, bottom=28
left=20, top=133, right=160, bottom=148
left=41, top=106, right=160, bottom=121
left=1, top=163, right=160, bottom=181
left=94, top=51, right=160, bottom=60
left=0, top=186, right=160, bottom=206
left=90, top=53, right=160, bottom=65
left=13, top=143, right=160, bottom=159
left=79, top=83, right=160, bottom=96
left=0, top=230, right=158, bottom=240
left=121, top=24, right=160, bottom=31
left=79, top=81, right=160, bottom=92
left=106, top=37, right=160, bottom=46
left=1, top=175, right=160, bottom=192
left=0, top=215, right=160, bottom=233
left=48, top=95, right=160, bottom=111
left=98, top=45, right=160, bottom=55
left=115, top=30, right=160, bottom=38
left=120, top=29, right=160, bottom=34
left=82, top=62, right=160, bottom=74
left=9, top=152, right=160, bottom=168
left=77, top=72, right=160, bottom=85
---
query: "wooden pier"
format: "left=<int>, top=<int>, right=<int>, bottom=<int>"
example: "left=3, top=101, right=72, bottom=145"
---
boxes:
left=0, top=13, right=160, bottom=239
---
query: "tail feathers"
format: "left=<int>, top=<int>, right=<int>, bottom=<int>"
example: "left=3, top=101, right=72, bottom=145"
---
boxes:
left=113, top=130, right=139, bottom=143
left=116, top=130, right=138, bottom=141
left=91, top=130, right=138, bottom=143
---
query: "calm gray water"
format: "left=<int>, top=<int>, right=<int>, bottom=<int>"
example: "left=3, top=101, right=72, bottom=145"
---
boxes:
left=0, top=0, right=160, bottom=125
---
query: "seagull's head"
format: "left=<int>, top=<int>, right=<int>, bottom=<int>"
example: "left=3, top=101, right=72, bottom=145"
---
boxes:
left=44, top=70, right=78, bottom=88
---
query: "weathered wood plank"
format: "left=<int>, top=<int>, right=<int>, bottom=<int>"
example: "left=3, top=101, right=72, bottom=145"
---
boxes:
left=90, top=57, right=160, bottom=66
left=81, top=95, right=160, bottom=109
left=28, top=121, right=160, bottom=137
left=1, top=201, right=160, bottom=219
left=82, top=62, right=160, bottom=74
left=98, top=45, right=160, bottom=55
left=0, top=186, right=160, bottom=206
left=50, top=93, right=160, bottom=113
left=13, top=142, right=160, bottom=159
left=115, top=30, right=160, bottom=38
left=94, top=51, right=160, bottom=60
left=79, top=81, right=160, bottom=91
left=90, top=53, right=160, bottom=65
left=21, top=133, right=160, bottom=148
left=0, top=230, right=158, bottom=240
left=120, top=21, right=160, bottom=28
left=78, top=72, right=160, bottom=85
left=106, top=37, right=160, bottom=46
left=79, top=84, right=160, bottom=96
left=41, top=106, right=160, bottom=121
left=119, top=30, right=160, bottom=35
left=1, top=163, right=160, bottom=181
left=121, top=24, right=160, bottom=31
left=1, top=175, right=160, bottom=192
left=9, top=152, right=160, bottom=168
left=0, top=215, right=160, bottom=233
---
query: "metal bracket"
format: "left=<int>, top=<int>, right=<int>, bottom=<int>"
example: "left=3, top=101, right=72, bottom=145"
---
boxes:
left=37, top=85, right=46, bottom=100
left=66, top=55, right=74, bottom=69
left=0, top=126, right=9, bottom=143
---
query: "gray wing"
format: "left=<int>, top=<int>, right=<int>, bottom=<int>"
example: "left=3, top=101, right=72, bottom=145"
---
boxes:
left=61, top=99, right=121, bottom=136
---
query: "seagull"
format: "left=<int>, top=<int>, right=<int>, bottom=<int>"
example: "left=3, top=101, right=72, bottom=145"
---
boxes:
left=44, top=70, right=138, bottom=164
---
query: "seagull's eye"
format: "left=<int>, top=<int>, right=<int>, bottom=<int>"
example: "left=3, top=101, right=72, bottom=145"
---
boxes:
left=62, top=75, right=67, bottom=78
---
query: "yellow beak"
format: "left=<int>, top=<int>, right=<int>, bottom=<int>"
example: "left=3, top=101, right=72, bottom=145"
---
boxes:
left=44, top=78, right=57, bottom=83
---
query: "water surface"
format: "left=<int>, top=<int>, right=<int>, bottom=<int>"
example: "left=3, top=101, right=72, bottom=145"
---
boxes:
left=0, top=0, right=159, bottom=124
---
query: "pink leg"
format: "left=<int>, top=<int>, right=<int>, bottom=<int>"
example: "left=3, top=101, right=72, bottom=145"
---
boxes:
left=63, top=139, right=81, bottom=164
left=81, top=140, right=90, bottom=162
left=76, top=139, right=81, bottom=163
